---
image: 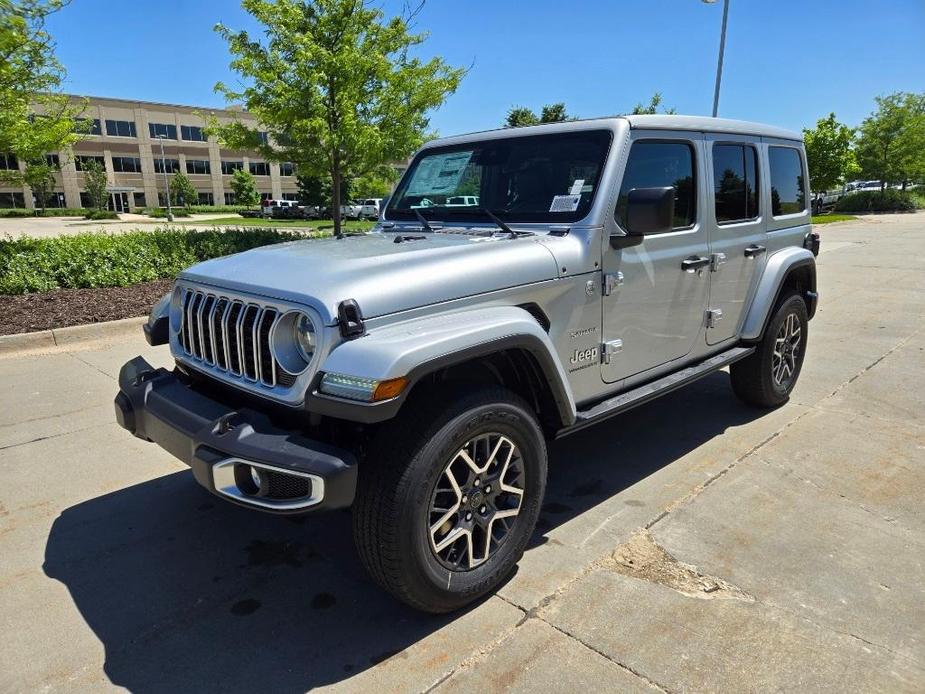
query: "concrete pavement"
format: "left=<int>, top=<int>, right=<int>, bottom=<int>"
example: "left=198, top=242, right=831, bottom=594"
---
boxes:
left=0, top=213, right=923, bottom=692
left=0, top=212, right=235, bottom=239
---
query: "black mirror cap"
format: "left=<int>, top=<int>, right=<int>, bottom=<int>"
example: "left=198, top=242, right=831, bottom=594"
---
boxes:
left=625, top=186, right=676, bottom=236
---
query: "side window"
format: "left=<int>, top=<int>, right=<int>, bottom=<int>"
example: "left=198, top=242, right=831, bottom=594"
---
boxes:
left=768, top=146, right=806, bottom=216
left=615, top=141, right=696, bottom=230
left=712, top=144, right=759, bottom=223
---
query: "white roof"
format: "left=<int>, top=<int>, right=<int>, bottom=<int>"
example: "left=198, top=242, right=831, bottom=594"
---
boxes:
left=427, top=114, right=802, bottom=149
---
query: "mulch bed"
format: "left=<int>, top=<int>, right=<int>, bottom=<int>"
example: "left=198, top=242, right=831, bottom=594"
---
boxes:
left=0, top=280, right=173, bottom=336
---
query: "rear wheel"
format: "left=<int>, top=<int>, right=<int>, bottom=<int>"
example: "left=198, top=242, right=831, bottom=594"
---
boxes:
left=352, top=386, right=546, bottom=613
left=731, top=292, right=808, bottom=407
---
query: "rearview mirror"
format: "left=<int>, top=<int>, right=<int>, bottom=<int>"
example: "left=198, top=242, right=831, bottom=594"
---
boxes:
left=624, top=186, right=675, bottom=236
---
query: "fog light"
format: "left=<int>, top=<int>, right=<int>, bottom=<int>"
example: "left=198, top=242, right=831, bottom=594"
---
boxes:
left=249, top=466, right=263, bottom=490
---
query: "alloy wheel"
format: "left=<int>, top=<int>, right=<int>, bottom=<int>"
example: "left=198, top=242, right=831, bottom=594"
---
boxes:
left=428, top=433, right=525, bottom=570
left=772, top=312, right=801, bottom=388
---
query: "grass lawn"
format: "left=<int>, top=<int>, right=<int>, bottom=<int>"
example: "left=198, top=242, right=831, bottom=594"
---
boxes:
left=812, top=214, right=857, bottom=225
left=184, top=216, right=376, bottom=232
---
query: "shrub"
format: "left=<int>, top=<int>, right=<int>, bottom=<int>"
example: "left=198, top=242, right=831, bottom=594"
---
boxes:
left=0, top=227, right=319, bottom=295
left=0, top=209, right=33, bottom=218
left=834, top=189, right=917, bottom=213
left=147, top=208, right=191, bottom=218
left=84, top=210, right=119, bottom=220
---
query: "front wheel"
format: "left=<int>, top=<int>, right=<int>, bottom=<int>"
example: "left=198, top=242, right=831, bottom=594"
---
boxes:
left=352, top=386, right=547, bottom=613
left=731, top=292, right=808, bottom=407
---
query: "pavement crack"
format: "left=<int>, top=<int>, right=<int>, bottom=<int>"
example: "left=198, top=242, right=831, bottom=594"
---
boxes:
left=68, top=351, right=117, bottom=381
left=605, top=530, right=754, bottom=601
left=536, top=614, right=672, bottom=692
left=0, top=422, right=109, bottom=451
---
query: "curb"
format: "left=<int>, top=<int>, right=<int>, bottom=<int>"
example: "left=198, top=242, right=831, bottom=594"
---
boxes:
left=0, top=316, right=147, bottom=357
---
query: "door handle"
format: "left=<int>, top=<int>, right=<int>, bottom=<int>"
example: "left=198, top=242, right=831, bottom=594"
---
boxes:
left=681, top=256, right=710, bottom=273
left=744, top=244, right=766, bottom=258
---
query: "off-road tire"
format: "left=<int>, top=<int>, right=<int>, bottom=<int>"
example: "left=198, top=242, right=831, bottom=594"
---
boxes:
left=352, top=385, right=546, bottom=613
left=731, top=291, right=808, bottom=408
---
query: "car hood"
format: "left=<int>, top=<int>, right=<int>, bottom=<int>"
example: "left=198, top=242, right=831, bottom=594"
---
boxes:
left=179, top=232, right=560, bottom=324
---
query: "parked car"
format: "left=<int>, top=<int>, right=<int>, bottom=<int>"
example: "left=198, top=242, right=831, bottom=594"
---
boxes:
left=342, top=201, right=363, bottom=219
left=262, top=199, right=297, bottom=217
left=118, top=115, right=818, bottom=614
left=811, top=191, right=841, bottom=214
left=360, top=198, right=384, bottom=220
left=445, top=195, right=480, bottom=207
left=238, top=208, right=263, bottom=218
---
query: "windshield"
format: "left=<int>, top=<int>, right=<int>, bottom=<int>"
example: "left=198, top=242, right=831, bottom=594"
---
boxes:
left=386, top=129, right=612, bottom=224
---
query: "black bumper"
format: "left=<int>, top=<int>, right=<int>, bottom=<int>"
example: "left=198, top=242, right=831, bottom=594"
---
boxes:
left=114, top=356, right=357, bottom=513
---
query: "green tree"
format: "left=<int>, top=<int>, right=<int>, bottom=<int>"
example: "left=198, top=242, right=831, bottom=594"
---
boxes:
left=504, top=102, right=573, bottom=128
left=23, top=158, right=56, bottom=213
left=630, top=92, right=676, bottom=115
left=170, top=171, right=197, bottom=208
left=855, top=92, right=925, bottom=189
left=82, top=158, right=107, bottom=211
left=230, top=167, right=260, bottom=206
left=802, top=113, right=858, bottom=193
left=0, top=0, right=87, bottom=182
left=211, top=0, right=464, bottom=237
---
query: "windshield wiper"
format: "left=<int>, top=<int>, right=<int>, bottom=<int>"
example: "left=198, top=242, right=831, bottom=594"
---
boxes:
left=472, top=208, right=517, bottom=238
left=413, top=208, right=435, bottom=232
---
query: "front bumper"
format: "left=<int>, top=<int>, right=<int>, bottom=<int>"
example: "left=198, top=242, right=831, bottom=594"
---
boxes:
left=114, top=356, right=357, bottom=513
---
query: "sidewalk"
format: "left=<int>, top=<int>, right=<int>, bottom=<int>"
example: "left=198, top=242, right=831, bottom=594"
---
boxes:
left=0, top=215, right=923, bottom=692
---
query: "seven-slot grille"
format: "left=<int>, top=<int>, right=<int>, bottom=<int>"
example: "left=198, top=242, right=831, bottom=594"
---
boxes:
left=178, top=288, right=294, bottom=388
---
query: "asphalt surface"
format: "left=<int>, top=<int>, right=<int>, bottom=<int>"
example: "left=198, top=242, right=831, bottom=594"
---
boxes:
left=1, top=213, right=923, bottom=692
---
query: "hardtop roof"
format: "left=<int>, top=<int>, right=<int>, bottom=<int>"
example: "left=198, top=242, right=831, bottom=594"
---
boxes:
left=424, top=114, right=802, bottom=150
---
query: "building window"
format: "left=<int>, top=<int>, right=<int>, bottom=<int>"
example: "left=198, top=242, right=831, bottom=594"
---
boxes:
left=133, top=192, right=147, bottom=208
left=149, top=122, right=177, bottom=140
left=40, top=191, right=66, bottom=208
left=197, top=192, right=215, bottom=206
left=0, top=153, right=19, bottom=170
left=257, top=131, right=269, bottom=144
left=249, top=161, right=270, bottom=176
left=111, top=156, right=143, bottom=173
left=712, top=143, right=759, bottom=223
left=221, top=160, right=243, bottom=175
left=615, top=141, right=697, bottom=230
left=79, top=192, right=91, bottom=208
left=0, top=192, right=26, bottom=208
left=186, top=159, right=211, bottom=175
left=80, top=118, right=102, bottom=136
left=279, top=162, right=295, bottom=176
left=105, top=119, right=137, bottom=137
left=282, top=193, right=299, bottom=201
left=45, top=153, right=60, bottom=168
left=75, top=155, right=106, bottom=171
left=224, top=192, right=236, bottom=205
left=153, top=158, right=180, bottom=174
left=181, top=125, right=206, bottom=142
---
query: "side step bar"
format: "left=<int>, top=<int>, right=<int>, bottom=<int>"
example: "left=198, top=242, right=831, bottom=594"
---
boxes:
left=557, top=346, right=756, bottom=438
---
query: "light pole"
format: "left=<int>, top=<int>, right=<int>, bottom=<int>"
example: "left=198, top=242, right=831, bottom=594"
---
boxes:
left=703, top=0, right=730, bottom=117
left=156, top=135, right=174, bottom=222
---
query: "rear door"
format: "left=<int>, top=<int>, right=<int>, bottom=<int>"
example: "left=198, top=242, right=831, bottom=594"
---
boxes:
left=600, top=134, right=711, bottom=383
left=704, top=136, right=767, bottom=344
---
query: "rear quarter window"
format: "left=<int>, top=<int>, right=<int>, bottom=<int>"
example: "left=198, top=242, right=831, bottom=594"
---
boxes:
left=768, top=147, right=806, bottom=216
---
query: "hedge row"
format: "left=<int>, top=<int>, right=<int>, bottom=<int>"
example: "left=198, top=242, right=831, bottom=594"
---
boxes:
left=834, top=189, right=920, bottom=213
left=0, top=208, right=90, bottom=218
left=0, top=227, right=317, bottom=295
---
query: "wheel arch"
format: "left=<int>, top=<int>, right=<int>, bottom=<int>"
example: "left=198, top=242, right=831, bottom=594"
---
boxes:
left=306, top=306, right=577, bottom=430
left=741, top=248, right=817, bottom=343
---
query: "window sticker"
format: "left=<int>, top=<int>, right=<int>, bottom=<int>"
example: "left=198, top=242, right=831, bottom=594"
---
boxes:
left=569, top=179, right=585, bottom=195
left=406, top=152, right=474, bottom=196
left=549, top=194, right=581, bottom=212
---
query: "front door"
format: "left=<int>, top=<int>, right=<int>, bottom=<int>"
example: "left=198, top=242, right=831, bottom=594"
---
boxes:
left=601, top=135, right=711, bottom=383
left=704, top=137, right=767, bottom=344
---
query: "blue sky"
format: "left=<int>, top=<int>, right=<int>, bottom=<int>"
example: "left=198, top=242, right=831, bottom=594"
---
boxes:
left=48, top=0, right=924, bottom=136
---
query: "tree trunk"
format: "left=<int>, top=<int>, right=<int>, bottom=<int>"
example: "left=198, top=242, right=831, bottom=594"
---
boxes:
left=332, top=158, right=343, bottom=239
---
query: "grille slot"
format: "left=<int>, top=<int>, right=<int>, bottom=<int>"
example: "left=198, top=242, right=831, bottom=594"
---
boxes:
left=178, top=289, right=284, bottom=389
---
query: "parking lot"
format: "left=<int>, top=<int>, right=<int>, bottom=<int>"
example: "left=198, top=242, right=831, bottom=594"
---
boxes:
left=1, top=213, right=923, bottom=692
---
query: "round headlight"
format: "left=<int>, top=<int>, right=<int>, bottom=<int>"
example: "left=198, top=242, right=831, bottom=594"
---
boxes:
left=293, top=313, right=317, bottom=363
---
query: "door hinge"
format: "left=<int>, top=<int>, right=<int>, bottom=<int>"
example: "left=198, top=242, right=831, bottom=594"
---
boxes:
left=706, top=308, right=724, bottom=328
left=603, top=272, right=624, bottom=296
left=710, top=252, right=727, bottom=272
left=601, top=339, right=623, bottom=364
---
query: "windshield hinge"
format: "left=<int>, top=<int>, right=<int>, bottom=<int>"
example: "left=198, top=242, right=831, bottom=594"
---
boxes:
left=603, top=272, right=624, bottom=296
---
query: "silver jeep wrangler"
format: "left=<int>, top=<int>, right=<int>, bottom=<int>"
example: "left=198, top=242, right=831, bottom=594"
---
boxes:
left=115, top=115, right=818, bottom=613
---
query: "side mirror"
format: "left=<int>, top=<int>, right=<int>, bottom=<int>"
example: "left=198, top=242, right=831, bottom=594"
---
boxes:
left=625, top=186, right=675, bottom=236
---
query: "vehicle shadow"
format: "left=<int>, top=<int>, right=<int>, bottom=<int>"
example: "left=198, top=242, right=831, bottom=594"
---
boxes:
left=43, top=371, right=763, bottom=692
